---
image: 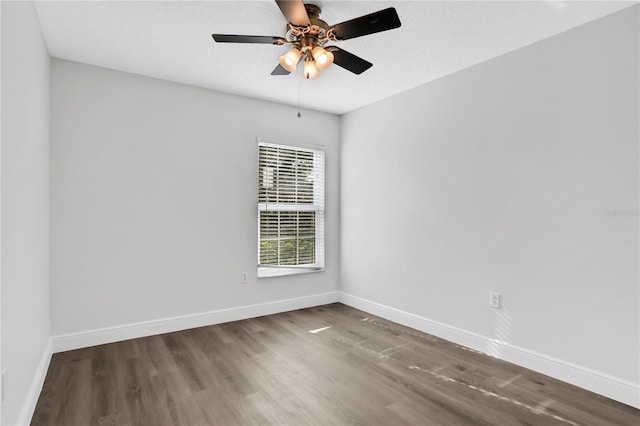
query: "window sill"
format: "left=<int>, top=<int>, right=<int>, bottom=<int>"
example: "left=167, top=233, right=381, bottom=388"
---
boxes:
left=258, top=267, right=324, bottom=278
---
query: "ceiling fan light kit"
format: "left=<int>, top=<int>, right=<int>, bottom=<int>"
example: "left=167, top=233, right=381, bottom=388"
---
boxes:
left=212, top=0, right=401, bottom=79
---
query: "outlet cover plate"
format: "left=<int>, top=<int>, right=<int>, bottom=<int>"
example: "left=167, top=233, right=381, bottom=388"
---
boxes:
left=490, top=292, right=501, bottom=308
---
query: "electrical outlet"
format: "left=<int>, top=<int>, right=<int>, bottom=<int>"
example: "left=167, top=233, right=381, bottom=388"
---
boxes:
left=241, top=272, right=249, bottom=284
left=490, top=292, right=501, bottom=308
left=2, top=369, right=7, bottom=402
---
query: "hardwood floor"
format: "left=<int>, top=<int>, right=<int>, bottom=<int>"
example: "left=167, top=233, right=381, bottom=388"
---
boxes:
left=32, top=303, right=639, bottom=425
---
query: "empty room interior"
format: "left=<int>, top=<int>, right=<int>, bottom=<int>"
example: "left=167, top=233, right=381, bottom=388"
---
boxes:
left=1, top=0, right=639, bottom=425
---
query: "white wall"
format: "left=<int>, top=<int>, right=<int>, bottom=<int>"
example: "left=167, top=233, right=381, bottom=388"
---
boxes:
left=341, top=4, right=638, bottom=392
left=1, top=4, right=3, bottom=423
left=1, top=1, right=51, bottom=424
left=50, top=59, right=340, bottom=336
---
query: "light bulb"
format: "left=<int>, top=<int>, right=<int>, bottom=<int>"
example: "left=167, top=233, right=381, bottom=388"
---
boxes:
left=311, top=46, right=334, bottom=70
left=279, top=48, right=301, bottom=73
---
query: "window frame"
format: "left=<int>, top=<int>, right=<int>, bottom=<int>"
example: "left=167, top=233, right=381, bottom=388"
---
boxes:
left=257, top=139, right=325, bottom=278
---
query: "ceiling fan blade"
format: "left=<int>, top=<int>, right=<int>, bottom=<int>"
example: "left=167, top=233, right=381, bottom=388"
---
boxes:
left=271, top=64, right=291, bottom=75
left=327, top=47, right=372, bottom=75
left=212, top=34, right=286, bottom=44
left=275, top=0, right=310, bottom=27
left=330, top=7, right=401, bottom=41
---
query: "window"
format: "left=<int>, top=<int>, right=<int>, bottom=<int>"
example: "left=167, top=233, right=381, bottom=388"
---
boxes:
left=258, top=141, right=325, bottom=277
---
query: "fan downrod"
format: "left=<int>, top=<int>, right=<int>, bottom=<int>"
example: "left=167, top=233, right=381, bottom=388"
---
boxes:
left=305, top=4, right=321, bottom=18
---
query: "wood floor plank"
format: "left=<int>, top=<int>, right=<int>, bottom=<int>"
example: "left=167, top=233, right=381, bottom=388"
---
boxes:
left=32, top=303, right=640, bottom=425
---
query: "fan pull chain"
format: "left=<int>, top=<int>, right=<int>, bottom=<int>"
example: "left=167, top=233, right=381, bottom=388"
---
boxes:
left=297, top=79, right=302, bottom=118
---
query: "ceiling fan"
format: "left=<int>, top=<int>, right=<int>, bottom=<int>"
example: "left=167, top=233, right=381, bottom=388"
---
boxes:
left=212, top=0, right=401, bottom=79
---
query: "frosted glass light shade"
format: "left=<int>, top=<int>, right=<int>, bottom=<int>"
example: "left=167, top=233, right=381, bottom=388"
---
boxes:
left=303, top=59, right=319, bottom=79
left=311, top=46, right=334, bottom=70
left=279, top=48, right=301, bottom=72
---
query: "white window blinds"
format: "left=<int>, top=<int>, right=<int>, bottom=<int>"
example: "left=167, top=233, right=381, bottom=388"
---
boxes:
left=258, top=141, right=325, bottom=274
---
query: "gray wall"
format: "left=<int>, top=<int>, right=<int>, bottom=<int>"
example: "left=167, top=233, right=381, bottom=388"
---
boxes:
left=50, top=59, right=340, bottom=335
left=341, top=6, right=639, bottom=386
left=1, top=1, right=51, bottom=424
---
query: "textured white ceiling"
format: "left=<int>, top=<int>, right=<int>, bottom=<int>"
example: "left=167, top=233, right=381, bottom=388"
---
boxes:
left=34, top=0, right=636, bottom=114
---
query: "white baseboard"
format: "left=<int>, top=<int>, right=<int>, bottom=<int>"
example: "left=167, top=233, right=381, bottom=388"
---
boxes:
left=52, top=291, right=340, bottom=353
left=338, top=291, right=640, bottom=409
left=42, top=290, right=640, bottom=411
left=16, top=338, right=53, bottom=426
